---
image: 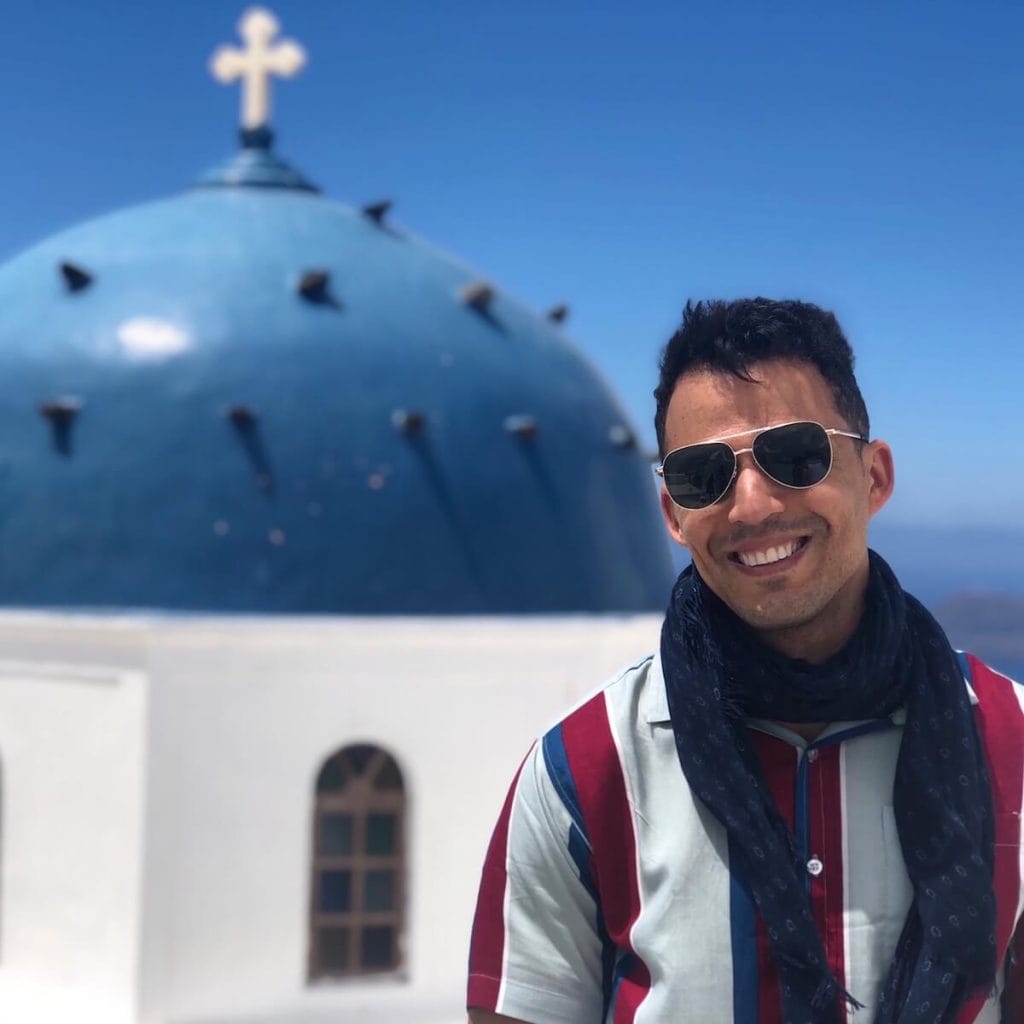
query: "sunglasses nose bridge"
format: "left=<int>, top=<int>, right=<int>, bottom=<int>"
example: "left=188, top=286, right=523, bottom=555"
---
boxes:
left=731, top=444, right=766, bottom=483
left=726, top=445, right=791, bottom=518
left=734, top=450, right=768, bottom=484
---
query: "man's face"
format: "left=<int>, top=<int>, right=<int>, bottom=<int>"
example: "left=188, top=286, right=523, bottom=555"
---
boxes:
left=659, top=359, right=894, bottom=658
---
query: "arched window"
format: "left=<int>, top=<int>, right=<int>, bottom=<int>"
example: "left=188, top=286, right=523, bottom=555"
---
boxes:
left=308, top=743, right=405, bottom=979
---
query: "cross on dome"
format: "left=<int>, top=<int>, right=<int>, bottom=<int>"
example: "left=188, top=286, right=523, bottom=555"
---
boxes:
left=209, top=7, right=306, bottom=131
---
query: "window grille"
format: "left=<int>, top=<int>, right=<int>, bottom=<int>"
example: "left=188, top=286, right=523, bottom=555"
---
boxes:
left=308, top=744, right=405, bottom=979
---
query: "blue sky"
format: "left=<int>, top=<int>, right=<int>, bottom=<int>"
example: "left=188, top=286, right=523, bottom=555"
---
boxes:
left=1, top=1, right=1021, bottom=529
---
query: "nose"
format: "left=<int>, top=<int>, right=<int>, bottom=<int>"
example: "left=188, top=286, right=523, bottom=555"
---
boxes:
left=727, top=453, right=786, bottom=525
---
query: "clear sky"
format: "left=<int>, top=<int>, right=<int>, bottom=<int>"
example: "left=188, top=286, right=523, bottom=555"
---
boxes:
left=1, top=1, right=1021, bottom=530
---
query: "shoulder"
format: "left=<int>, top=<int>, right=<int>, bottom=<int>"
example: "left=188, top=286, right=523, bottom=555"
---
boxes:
left=531, top=653, right=661, bottom=826
left=541, top=652, right=661, bottom=753
left=959, top=652, right=1024, bottom=792
left=960, top=650, right=1024, bottom=707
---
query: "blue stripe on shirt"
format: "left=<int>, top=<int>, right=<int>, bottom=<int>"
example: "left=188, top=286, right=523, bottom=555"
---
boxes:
left=729, top=834, right=759, bottom=1023
left=543, top=724, right=617, bottom=1014
left=542, top=724, right=589, bottom=843
left=795, top=752, right=811, bottom=895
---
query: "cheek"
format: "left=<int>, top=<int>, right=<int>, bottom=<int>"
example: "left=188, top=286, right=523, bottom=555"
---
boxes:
left=662, top=495, right=703, bottom=551
left=675, top=515, right=717, bottom=556
left=807, top=479, right=870, bottom=544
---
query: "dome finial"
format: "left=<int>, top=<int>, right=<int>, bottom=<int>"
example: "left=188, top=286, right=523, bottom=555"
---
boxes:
left=209, top=7, right=306, bottom=142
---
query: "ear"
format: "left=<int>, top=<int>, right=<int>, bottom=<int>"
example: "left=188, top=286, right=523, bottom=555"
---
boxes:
left=863, top=439, right=895, bottom=516
left=660, top=486, right=690, bottom=548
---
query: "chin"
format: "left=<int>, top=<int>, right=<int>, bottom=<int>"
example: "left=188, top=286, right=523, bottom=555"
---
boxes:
left=733, top=594, right=827, bottom=635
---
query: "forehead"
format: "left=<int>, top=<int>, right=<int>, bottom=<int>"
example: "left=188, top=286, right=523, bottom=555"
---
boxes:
left=663, top=359, right=841, bottom=449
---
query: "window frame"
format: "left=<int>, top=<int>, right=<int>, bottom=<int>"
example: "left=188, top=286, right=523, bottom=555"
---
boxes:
left=307, top=745, right=406, bottom=980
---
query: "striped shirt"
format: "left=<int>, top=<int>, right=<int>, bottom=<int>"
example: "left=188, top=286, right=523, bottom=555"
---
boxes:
left=468, top=651, right=1024, bottom=1023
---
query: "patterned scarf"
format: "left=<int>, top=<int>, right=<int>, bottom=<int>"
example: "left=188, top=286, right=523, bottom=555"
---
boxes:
left=660, top=551, right=995, bottom=1023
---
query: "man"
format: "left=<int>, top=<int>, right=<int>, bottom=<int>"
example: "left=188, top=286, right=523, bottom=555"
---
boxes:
left=467, top=298, right=1024, bottom=1024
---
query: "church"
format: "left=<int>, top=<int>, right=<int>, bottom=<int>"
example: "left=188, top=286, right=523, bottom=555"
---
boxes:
left=0, top=9, right=673, bottom=1022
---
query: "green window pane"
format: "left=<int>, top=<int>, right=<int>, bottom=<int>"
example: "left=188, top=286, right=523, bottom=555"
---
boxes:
left=364, top=869, right=395, bottom=911
left=319, top=813, right=353, bottom=856
left=315, top=755, right=351, bottom=794
left=361, top=925, right=394, bottom=969
left=319, top=869, right=352, bottom=913
left=366, top=813, right=396, bottom=855
left=318, top=926, right=350, bottom=972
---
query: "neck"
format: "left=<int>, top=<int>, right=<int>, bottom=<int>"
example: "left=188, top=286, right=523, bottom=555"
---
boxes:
left=776, top=720, right=827, bottom=742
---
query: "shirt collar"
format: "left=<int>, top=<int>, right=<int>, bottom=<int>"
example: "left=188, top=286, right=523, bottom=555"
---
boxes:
left=644, top=650, right=672, bottom=724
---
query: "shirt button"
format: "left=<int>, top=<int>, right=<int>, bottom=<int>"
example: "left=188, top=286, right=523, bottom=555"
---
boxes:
left=806, top=749, right=819, bottom=763
left=807, top=857, right=824, bottom=876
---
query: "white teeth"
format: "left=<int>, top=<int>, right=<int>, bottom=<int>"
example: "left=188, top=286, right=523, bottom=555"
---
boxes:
left=737, top=540, right=800, bottom=568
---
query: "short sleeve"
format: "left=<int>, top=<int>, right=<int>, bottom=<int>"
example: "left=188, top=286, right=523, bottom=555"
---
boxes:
left=468, top=740, right=606, bottom=1024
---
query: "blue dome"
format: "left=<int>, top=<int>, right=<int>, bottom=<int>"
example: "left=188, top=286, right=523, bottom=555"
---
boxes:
left=0, top=139, right=674, bottom=613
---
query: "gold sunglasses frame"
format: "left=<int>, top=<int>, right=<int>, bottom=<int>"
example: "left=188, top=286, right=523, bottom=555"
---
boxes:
left=655, top=420, right=867, bottom=510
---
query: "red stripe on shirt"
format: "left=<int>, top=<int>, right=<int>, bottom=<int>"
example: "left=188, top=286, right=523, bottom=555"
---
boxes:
left=561, top=693, right=651, bottom=1022
left=467, top=751, right=531, bottom=1011
left=613, top=957, right=653, bottom=1024
left=810, top=744, right=848, bottom=1022
left=958, top=656, right=1024, bottom=1023
left=751, top=729, right=799, bottom=1024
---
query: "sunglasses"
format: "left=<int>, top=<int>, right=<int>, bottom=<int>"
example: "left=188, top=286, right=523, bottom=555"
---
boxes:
left=656, top=420, right=867, bottom=510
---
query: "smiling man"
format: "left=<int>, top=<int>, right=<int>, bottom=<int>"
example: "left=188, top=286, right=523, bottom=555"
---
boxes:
left=467, top=299, right=1024, bottom=1024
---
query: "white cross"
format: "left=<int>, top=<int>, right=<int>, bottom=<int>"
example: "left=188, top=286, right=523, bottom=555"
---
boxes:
left=209, top=7, right=306, bottom=130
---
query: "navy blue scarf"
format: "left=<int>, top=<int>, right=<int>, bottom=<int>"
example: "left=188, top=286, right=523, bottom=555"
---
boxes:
left=660, top=551, right=995, bottom=1023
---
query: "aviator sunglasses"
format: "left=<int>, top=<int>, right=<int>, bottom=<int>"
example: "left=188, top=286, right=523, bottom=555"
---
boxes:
left=656, top=420, right=868, bottom=510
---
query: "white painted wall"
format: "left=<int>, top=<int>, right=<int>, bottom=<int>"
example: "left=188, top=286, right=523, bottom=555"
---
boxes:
left=0, top=613, right=662, bottom=1024
left=0, top=656, right=147, bottom=1024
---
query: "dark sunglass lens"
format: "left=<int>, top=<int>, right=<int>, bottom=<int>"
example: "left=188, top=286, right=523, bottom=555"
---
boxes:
left=663, top=443, right=735, bottom=508
left=754, top=422, right=831, bottom=488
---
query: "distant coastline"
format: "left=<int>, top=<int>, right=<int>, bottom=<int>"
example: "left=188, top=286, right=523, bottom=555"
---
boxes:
left=871, top=521, right=1024, bottom=605
left=933, top=591, right=1024, bottom=683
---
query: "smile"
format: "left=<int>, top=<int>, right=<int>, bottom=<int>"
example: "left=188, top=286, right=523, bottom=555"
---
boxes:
left=730, top=536, right=809, bottom=568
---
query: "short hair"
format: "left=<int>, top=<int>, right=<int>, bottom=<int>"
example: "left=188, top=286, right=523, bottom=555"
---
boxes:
left=653, top=298, right=869, bottom=456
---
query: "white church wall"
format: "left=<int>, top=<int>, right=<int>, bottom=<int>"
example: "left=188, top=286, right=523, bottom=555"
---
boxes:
left=0, top=613, right=662, bottom=1024
left=0, top=650, right=148, bottom=1024
left=139, top=615, right=661, bottom=1024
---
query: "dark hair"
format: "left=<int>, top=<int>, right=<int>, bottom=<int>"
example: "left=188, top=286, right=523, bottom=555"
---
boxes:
left=653, top=298, right=869, bottom=455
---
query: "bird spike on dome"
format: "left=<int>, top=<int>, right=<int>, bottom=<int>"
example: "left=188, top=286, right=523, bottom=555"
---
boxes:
left=210, top=7, right=306, bottom=140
